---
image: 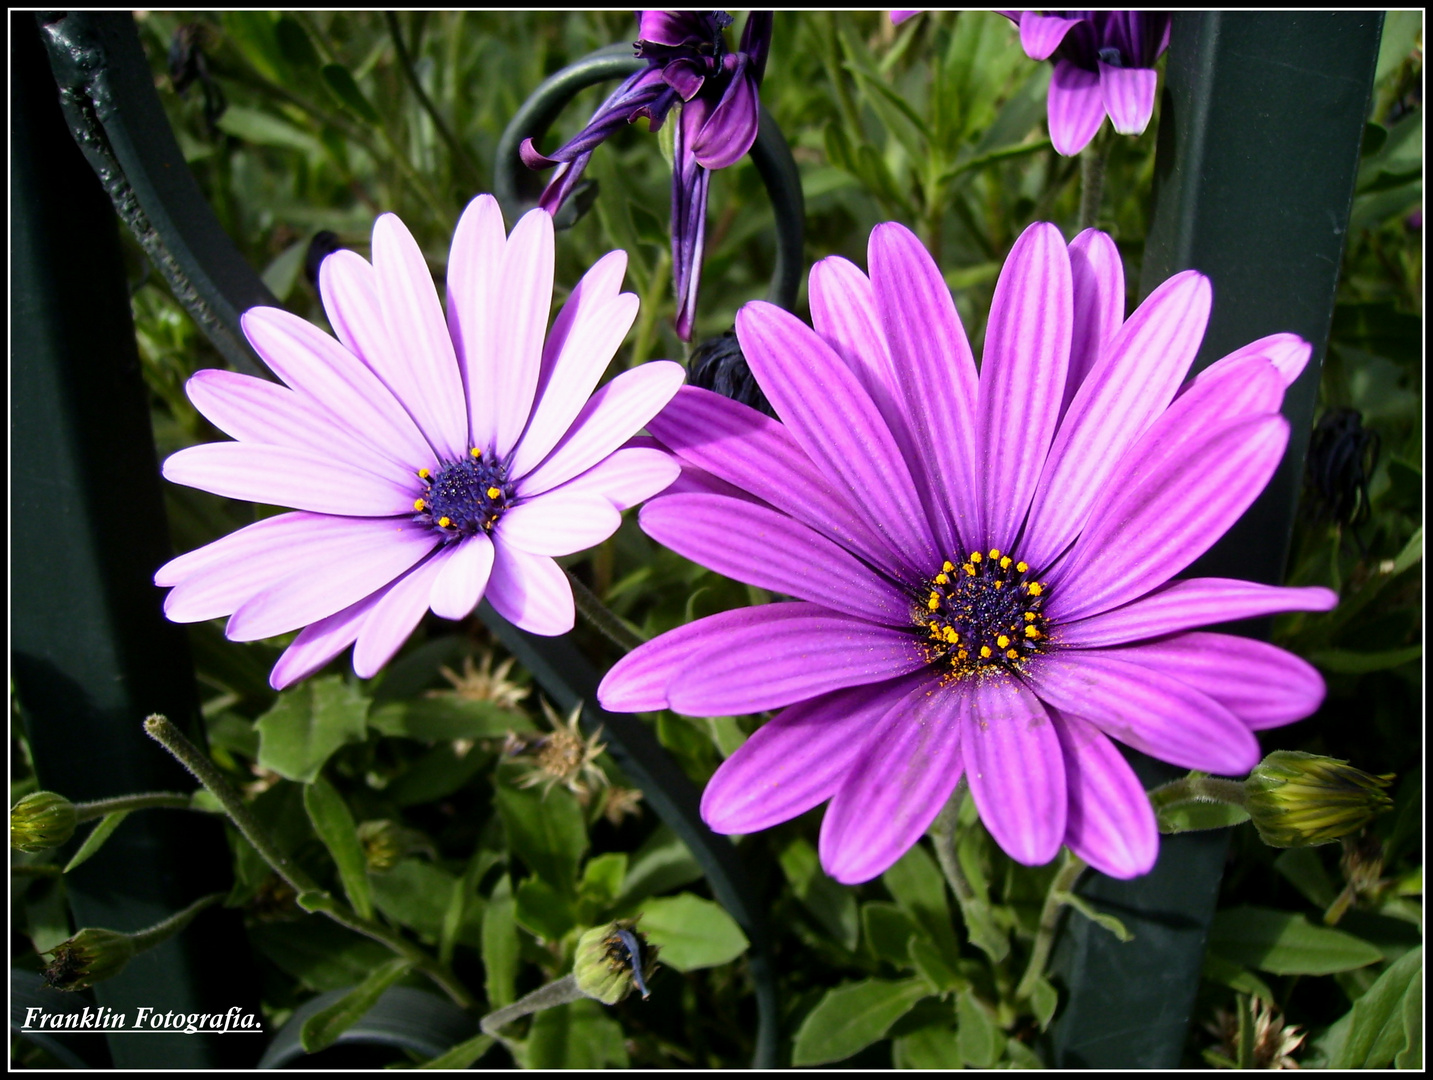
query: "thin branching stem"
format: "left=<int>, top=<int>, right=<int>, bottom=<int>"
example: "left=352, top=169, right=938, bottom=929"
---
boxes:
left=72, top=792, right=193, bottom=822
left=566, top=570, right=648, bottom=654
left=1015, top=850, right=1087, bottom=1001
left=480, top=973, right=586, bottom=1037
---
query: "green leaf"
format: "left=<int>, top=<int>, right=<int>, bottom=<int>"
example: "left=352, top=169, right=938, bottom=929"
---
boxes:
left=862, top=901, right=919, bottom=968
left=522, top=999, right=629, bottom=1069
left=1062, top=892, right=1134, bottom=943
left=481, top=875, right=519, bottom=1009
left=1375, top=10, right=1423, bottom=84
left=791, top=978, right=930, bottom=1066
left=956, top=992, right=1001, bottom=1068
left=1201, top=953, right=1277, bottom=1005
left=1332, top=945, right=1422, bottom=1068
left=418, top=1033, right=494, bottom=1070
left=273, top=15, right=321, bottom=71
left=369, top=859, right=482, bottom=946
left=1026, top=974, right=1059, bottom=1032
left=1309, top=644, right=1422, bottom=673
left=220, top=11, right=285, bottom=83
left=63, top=811, right=130, bottom=873
left=300, top=957, right=412, bottom=1053
left=882, top=843, right=962, bottom=963
left=386, top=743, right=492, bottom=807
left=368, top=697, right=534, bottom=741
left=893, top=1019, right=962, bottom=1068
left=639, top=893, right=749, bottom=972
left=304, top=776, right=373, bottom=920
left=321, top=63, right=380, bottom=124
left=1209, top=905, right=1384, bottom=975
left=495, top=784, right=587, bottom=896
left=215, top=106, right=323, bottom=156
left=579, top=852, right=627, bottom=911
left=779, top=838, right=859, bottom=951
left=256, top=676, right=369, bottom=783
left=617, top=825, right=703, bottom=905
left=260, top=240, right=310, bottom=303
left=910, top=936, right=968, bottom=995
left=249, top=920, right=395, bottom=992
left=1273, top=847, right=1340, bottom=909
left=1157, top=800, right=1252, bottom=834
left=514, top=875, right=578, bottom=942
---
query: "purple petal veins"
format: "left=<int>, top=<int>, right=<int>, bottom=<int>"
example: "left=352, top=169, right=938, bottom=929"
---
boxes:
left=156, top=195, right=682, bottom=688
left=600, top=217, right=1330, bottom=883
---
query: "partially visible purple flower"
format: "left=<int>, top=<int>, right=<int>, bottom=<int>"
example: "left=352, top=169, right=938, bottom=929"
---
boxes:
left=522, top=11, right=773, bottom=341
left=1004, top=11, right=1172, bottom=155
left=598, top=219, right=1335, bottom=885
left=156, top=195, right=683, bottom=689
left=889, top=11, right=921, bottom=25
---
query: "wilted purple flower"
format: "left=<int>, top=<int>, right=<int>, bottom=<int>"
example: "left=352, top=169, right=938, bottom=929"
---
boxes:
left=1004, top=11, right=1172, bottom=156
left=598, top=219, right=1335, bottom=884
left=156, top=195, right=683, bottom=690
left=522, top=11, right=773, bottom=341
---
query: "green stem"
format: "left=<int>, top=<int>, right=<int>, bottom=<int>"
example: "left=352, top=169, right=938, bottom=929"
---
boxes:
left=1148, top=774, right=1249, bottom=812
left=128, top=891, right=224, bottom=953
left=479, top=973, right=585, bottom=1037
left=385, top=12, right=483, bottom=190
left=629, top=248, right=671, bottom=370
left=72, top=792, right=192, bottom=822
left=1015, top=850, right=1087, bottom=1001
left=143, top=715, right=476, bottom=1009
left=931, top=782, right=1010, bottom=965
left=566, top=570, right=647, bottom=654
left=1078, top=129, right=1113, bottom=230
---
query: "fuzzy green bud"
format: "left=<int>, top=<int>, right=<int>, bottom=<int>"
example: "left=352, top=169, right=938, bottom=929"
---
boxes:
left=356, top=819, right=433, bottom=872
left=1244, top=751, right=1394, bottom=847
left=573, top=919, right=659, bottom=1005
left=10, top=791, right=78, bottom=853
left=43, top=928, right=136, bottom=991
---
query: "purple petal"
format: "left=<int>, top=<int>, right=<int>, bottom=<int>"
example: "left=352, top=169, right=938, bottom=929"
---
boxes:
left=598, top=605, right=803, bottom=713
left=240, top=307, right=436, bottom=472
left=808, top=256, right=898, bottom=409
left=547, top=446, right=679, bottom=511
left=184, top=369, right=412, bottom=489
left=639, top=493, right=912, bottom=625
left=517, top=361, right=685, bottom=496
left=702, top=673, right=929, bottom=835
left=977, top=221, right=1072, bottom=552
left=963, top=675, right=1067, bottom=866
left=1022, top=270, right=1211, bottom=570
left=1193, top=332, right=1312, bottom=392
left=1107, top=632, right=1326, bottom=731
left=445, top=194, right=507, bottom=448
left=638, top=10, right=717, bottom=46
left=1099, top=62, right=1158, bottom=136
left=270, top=589, right=379, bottom=690
left=1020, top=12, right=1085, bottom=59
left=487, top=209, right=556, bottom=459
left=662, top=58, right=707, bottom=101
left=690, top=61, right=759, bottom=169
left=1048, top=60, right=1105, bottom=156
left=223, top=519, right=438, bottom=642
left=820, top=679, right=966, bottom=884
left=1054, top=577, right=1339, bottom=648
left=484, top=542, right=574, bottom=636
left=162, top=513, right=430, bottom=623
left=497, top=490, right=622, bottom=558
left=1049, top=412, right=1290, bottom=622
left=162, top=443, right=416, bottom=517
left=509, top=252, right=637, bottom=477
left=370, top=213, right=469, bottom=461
left=1062, top=228, right=1125, bottom=414
left=1054, top=709, right=1158, bottom=879
left=890, top=11, right=922, bottom=27
left=867, top=223, right=979, bottom=555
left=1029, top=651, right=1262, bottom=775
left=671, top=117, right=711, bottom=343
left=665, top=603, right=928, bottom=716
left=736, top=301, right=940, bottom=572
left=739, top=11, right=773, bottom=82
left=352, top=552, right=450, bottom=677
left=429, top=533, right=494, bottom=621
left=646, top=386, right=904, bottom=578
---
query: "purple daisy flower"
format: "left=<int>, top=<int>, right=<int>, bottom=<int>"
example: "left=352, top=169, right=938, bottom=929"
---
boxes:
left=1002, top=10, right=1173, bottom=156
left=521, top=10, right=773, bottom=341
left=597, top=220, right=1336, bottom=884
left=156, top=195, right=684, bottom=690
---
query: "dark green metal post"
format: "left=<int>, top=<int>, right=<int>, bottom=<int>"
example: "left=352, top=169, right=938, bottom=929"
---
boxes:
left=1048, top=12, right=1383, bottom=1068
left=11, top=14, right=259, bottom=1067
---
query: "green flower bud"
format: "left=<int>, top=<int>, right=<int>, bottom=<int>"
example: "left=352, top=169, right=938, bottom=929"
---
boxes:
left=356, top=819, right=434, bottom=873
left=10, top=791, right=77, bottom=853
left=573, top=919, right=659, bottom=1005
left=1244, top=751, right=1394, bottom=848
left=43, top=928, right=136, bottom=991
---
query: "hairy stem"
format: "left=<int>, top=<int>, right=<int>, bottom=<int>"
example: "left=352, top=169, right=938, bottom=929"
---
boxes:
left=1148, top=774, right=1249, bottom=811
left=567, top=570, right=648, bottom=654
left=128, top=892, right=224, bottom=953
left=1079, top=129, right=1113, bottom=230
left=72, top=792, right=192, bottom=822
left=1015, top=850, right=1087, bottom=1001
left=480, top=973, right=586, bottom=1037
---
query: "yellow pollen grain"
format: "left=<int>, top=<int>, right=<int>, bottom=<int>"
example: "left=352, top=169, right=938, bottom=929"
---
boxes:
left=996, top=634, right=1011, bottom=648
left=934, top=573, right=949, bottom=585
left=1016, top=561, right=1029, bottom=573
left=993, top=580, right=1004, bottom=589
left=1000, top=556, right=1013, bottom=570
left=1024, top=612, right=1037, bottom=622
left=487, top=486, right=502, bottom=499
left=944, top=627, right=959, bottom=644
left=413, top=498, right=426, bottom=511
left=963, top=563, right=977, bottom=576
left=1026, top=582, right=1043, bottom=597
left=969, top=551, right=983, bottom=563
left=979, top=645, right=993, bottom=659
left=1025, top=625, right=1041, bottom=639
left=1006, top=648, right=1019, bottom=660
left=438, top=516, right=452, bottom=528
left=417, top=468, right=430, bottom=479
left=942, top=560, right=955, bottom=573
left=957, top=648, right=968, bottom=660
left=470, top=448, right=482, bottom=458
left=988, top=548, right=1001, bottom=560
left=927, top=594, right=941, bottom=611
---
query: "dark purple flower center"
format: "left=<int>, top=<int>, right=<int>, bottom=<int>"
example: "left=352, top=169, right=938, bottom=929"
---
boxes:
left=635, top=11, right=733, bottom=66
left=412, top=450, right=513, bottom=541
left=914, top=549, right=1051, bottom=680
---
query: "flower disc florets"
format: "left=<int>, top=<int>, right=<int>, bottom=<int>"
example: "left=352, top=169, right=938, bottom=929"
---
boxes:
left=916, top=549, right=1050, bottom=679
left=412, top=449, right=513, bottom=540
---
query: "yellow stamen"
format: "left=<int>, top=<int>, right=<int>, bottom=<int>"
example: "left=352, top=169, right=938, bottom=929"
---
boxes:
left=944, top=627, right=959, bottom=644
left=942, top=560, right=955, bottom=573
left=970, top=551, right=983, bottom=564
left=487, top=486, right=502, bottom=499
left=1006, top=648, right=1019, bottom=660
left=927, top=594, right=941, bottom=611
left=417, top=468, right=430, bottom=479
left=934, top=573, right=949, bottom=585
left=1025, top=625, right=1041, bottom=639
left=1024, top=612, right=1037, bottom=622
left=996, top=635, right=1011, bottom=649
left=413, top=498, right=426, bottom=511
left=470, top=448, right=482, bottom=458
left=963, top=563, right=977, bottom=576
left=979, top=645, right=993, bottom=659
left=1016, top=561, right=1029, bottom=573
left=438, top=516, right=452, bottom=528
left=988, top=548, right=1001, bottom=560
left=993, top=580, right=1004, bottom=589
left=1000, top=556, right=1013, bottom=570
left=1026, top=582, right=1044, bottom=597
